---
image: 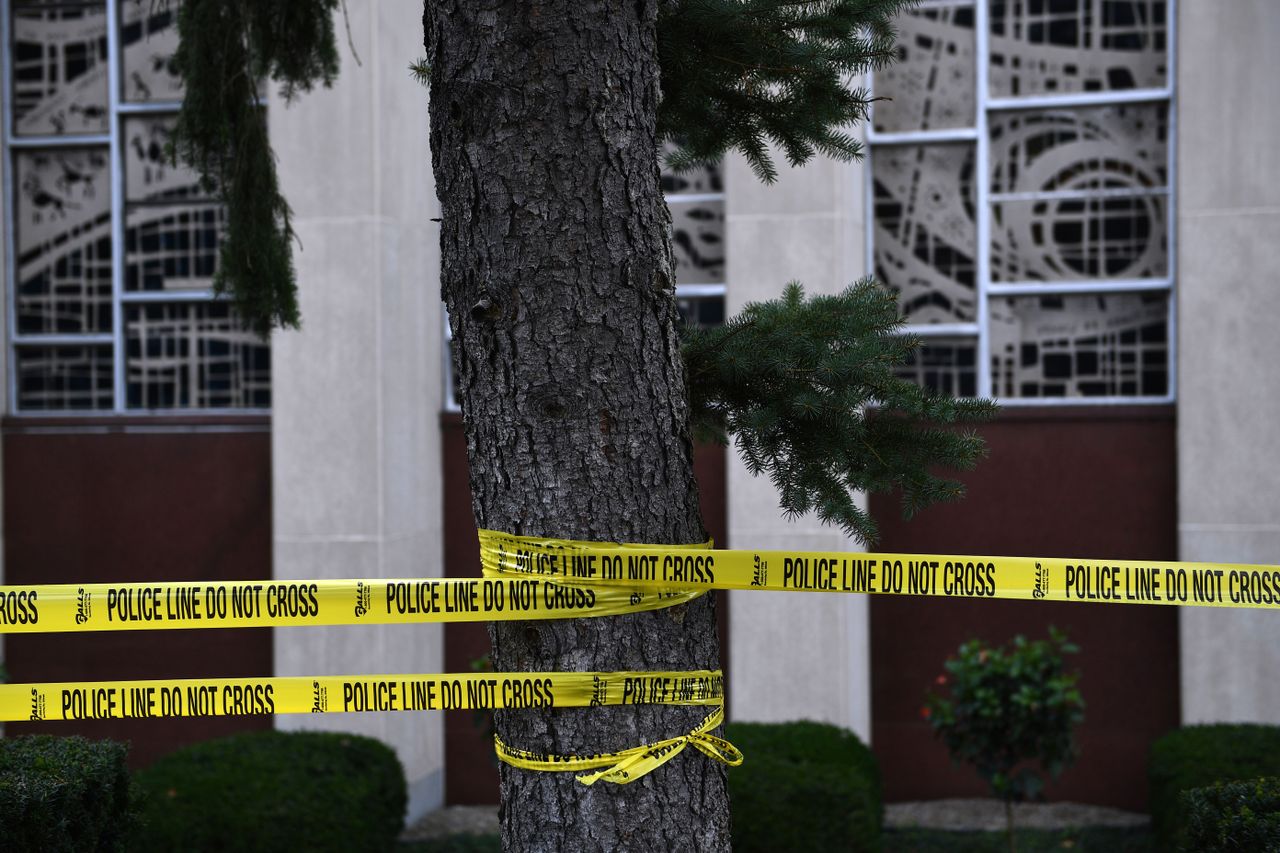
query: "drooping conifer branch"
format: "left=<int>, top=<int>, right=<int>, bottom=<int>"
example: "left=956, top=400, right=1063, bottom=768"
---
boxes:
left=170, top=0, right=342, bottom=336
left=174, top=0, right=920, bottom=328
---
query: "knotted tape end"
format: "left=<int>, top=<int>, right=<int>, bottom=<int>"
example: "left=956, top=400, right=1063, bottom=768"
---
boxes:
left=494, top=707, right=741, bottom=786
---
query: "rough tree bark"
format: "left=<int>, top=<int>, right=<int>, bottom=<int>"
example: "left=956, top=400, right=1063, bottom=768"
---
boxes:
left=424, top=2, right=731, bottom=851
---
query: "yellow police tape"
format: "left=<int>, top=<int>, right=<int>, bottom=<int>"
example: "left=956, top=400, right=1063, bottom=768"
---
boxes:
left=479, top=529, right=1280, bottom=610
left=2, top=668, right=731, bottom=784
left=1, top=668, right=723, bottom=722
left=6, top=529, right=1279, bottom=784
left=4, top=533, right=1280, bottom=637
left=496, top=706, right=742, bottom=785
left=0, top=574, right=704, bottom=633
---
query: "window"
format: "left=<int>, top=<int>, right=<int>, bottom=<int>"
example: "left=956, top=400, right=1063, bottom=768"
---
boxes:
left=869, top=0, right=1173, bottom=402
left=3, top=0, right=269, bottom=413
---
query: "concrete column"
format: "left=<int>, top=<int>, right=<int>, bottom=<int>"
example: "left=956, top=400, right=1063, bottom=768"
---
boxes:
left=269, top=3, right=445, bottom=821
left=1177, top=0, right=1280, bottom=724
left=724, top=148, right=872, bottom=741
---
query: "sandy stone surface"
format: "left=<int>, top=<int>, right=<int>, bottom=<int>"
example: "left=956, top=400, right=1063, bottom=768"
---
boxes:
left=401, top=805, right=500, bottom=841
left=885, top=798, right=1150, bottom=832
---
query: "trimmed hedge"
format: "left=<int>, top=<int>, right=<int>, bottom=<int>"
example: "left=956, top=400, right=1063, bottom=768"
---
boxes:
left=1183, top=777, right=1280, bottom=852
left=726, top=720, right=882, bottom=852
left=0, top=735, right=133, bottom=852
left=133, top=730, right=406, bottom=853
left=1149, top=724, right=1280, bottom=851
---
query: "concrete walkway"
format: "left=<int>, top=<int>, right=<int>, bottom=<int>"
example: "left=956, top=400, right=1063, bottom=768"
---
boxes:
left=404, top=798, right=1149, bottom=840
left=885, top=798, right=1149, bottom=832
left=402, top=805, right=499, bottom=842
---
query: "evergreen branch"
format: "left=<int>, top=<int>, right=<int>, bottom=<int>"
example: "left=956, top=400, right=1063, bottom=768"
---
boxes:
left=339, top=0, right=362, bottom=67
left=169, top=0, right=342, bottom=337
left=683, top=280, right=997, bottom=544
left=658, top=0, right=918, bottom=182
left=177, top=0, right=924, bottom=334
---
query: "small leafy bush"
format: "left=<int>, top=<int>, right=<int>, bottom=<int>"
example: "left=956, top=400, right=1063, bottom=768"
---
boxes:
left=1183, top=777, right=1280, bottom=852
left=133, top=730, right=406, bottom=853
left=0, top=735, right=133, bottom=852
left=924, top=629, right=1085, bottom=850
left=726, top=720, right=882, bottom=852
left=1149, top=724, right=1280, bottom=850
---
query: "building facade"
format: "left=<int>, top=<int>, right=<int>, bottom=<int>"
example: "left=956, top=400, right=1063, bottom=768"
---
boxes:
left=3, top=0, right=1279, bottom=823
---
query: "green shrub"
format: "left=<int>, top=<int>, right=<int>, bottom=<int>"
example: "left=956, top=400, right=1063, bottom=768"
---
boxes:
left=924, top=629, right=1084, bottom=804
left=1149, top=724, right=1280, bottom=851
left=925, top=630, right=1084, bottom=853
left=133, top=730, right=406, bottom=853
left=726, top=720, right=882, bottom=852
left=1183, top=777, right=1280, bottom=852
left=0, top=735, right=133, bottom=852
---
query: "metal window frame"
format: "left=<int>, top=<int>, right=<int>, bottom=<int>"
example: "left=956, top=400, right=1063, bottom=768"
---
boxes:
left=1, top=0, right=269, bottom=417
left=865, top=0, right=1177, bottom=407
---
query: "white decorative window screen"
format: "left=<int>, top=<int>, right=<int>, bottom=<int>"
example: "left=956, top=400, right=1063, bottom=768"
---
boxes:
left=442, top=150, right=726, bottom=411
left=662, top=144, right=727, bottom=332
left=868, top=0, right=1174, bottom=402
left=3, top=0, right=269, bottom=413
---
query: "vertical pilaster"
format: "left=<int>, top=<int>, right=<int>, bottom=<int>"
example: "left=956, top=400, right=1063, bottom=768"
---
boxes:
left=724, top=147, right=871, bottom=740
left=1177, top=0, right=1280, bottom=724
left=269, top=2, right=445, bottom=821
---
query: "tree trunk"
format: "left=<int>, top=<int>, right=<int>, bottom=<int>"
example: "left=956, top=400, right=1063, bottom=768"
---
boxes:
left=424, top=2, right=730, bottom=851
